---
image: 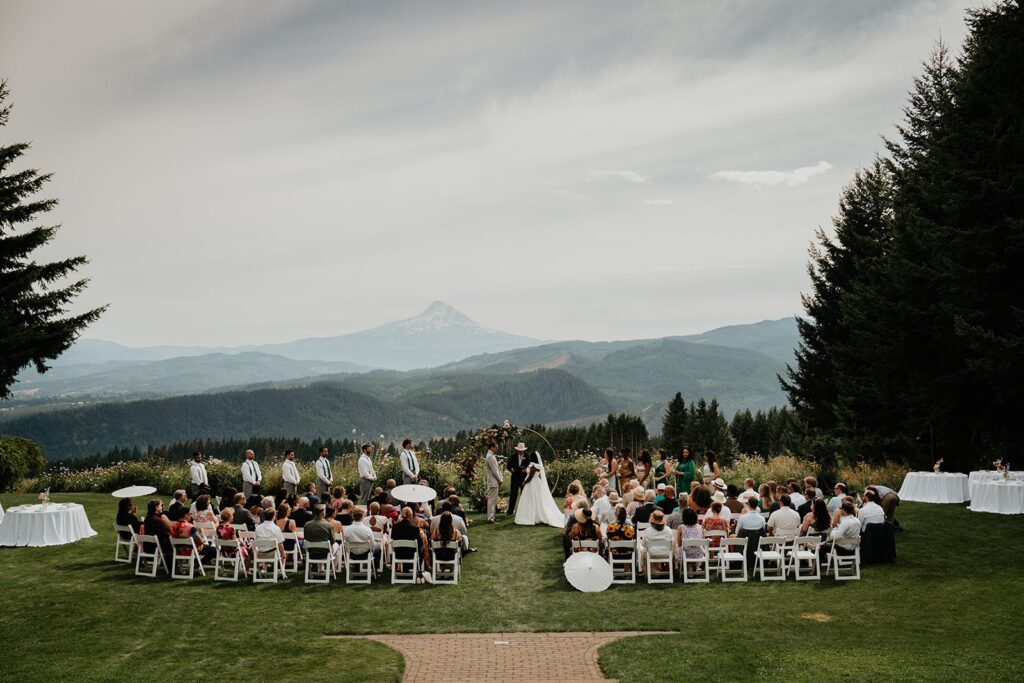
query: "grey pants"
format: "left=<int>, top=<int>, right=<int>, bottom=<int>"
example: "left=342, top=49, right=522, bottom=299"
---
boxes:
left=242, top=482, right=254, bottom=497
left=402, top=474, right=417, bottom=486
left=359, top=478, right=375, bottom=504
left=486, top=484, right=499, bottom=521
left=284, top=482, right=298, bottom=495
left=316, top=480, right=330, bottom=497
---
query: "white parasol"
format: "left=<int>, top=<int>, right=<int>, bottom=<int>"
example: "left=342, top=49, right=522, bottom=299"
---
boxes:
left=389, top=484, right=437, bottom=503
left=563, top=551, right=614, bottom=592
left=111, top=485, right=158, bottom=498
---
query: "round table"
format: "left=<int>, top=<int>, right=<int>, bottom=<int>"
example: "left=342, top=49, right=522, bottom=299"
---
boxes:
left=0, top=503, right=97, bottom=547
left=969, top=470, right=1024, bottom=484
left=970, top=480, right=1024, bottom=514
left=898, top=472, right=970, bottom=503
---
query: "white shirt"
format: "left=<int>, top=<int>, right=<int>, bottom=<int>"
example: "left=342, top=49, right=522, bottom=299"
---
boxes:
left=255, top=520, right=284, bottom=544
left=344, top=521, right=376, bottom=548
left=242, top=459, right=262, bottom=484
left=827, top=496, right=844, bottom=515
left=767, top=506, right=801, bottom=538
left=737, top=488, right=759, bottom=503
left=316, top=456, right=333, bottom=484
left=358, top=453, right=376, bottom=480
left=858, top=501, right=885, bottom=526
left=831, top=515, right=863, bottom=549
left=592, top=496, right=614, bottom=526
left=190, top=461, right=209, bottom=486
left=282, top=459, right=300, bottom=485
left=641, top=526, right=674, bottom=556
left=400, top=449, right=420, bottom=479
left=789, top=492, right=807, bottom=508
left=430, top=514, right=468, bottom=537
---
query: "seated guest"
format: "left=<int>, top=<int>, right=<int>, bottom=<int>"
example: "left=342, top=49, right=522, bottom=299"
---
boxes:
left=218, top=486, right=237, bottom=512
left=431, top=511, right=463, bottom=564
left=801, top=498, right=832, bottom=535
left=331, top=487, right=346, bottom=511
left=166, top=490, right=188, bottom=522
left=303, top=483, right=320, bottom=507
left=216, top=508, right=248, bottom=561
left=788, top=482, right=807, bottom=509
left=260, top=495, right=276, bottom=512
left=734, top=497, right=766, bottom=534
left=821, top=501, right=863, bottom=562
left=641, top=510, right=673, bottom=570
left=767, top=494, right=801, bottom=538
left=447, top=495, right=467, bottom=522
left=431, top=502, right=470, bottom=552
left=290, top=497, right=313, bottom=529
left=665, top=493, right=689, bottom=529
left=710, top=491, right=732, bottom=524
left=828, top=483, right=848, bottom=515
left=367, top=501, right=391, bottom=533
left=245, top=484, right=263, bottom=511
left=621, top=479, right=642, bottom=506
left=653, top=483, right=668, bottom=505
left=390, top=507, right=427, bottom=574
left=563, top=482, right=583, bottom=516
left=302, top=505, right=336, bottom=561
left=562, top=499, right=590, bottom=558
left=254, top=507, right=286, bottom=559
left=338, top=500, right=355, bottom=526
left=231, top=492, right=256, bottom=531
left=689, top=485, right=712, bottom=515
left=858, top=490, right=886, bottom=526
left=631, top=489, right=658, bottom=526
left=591, top=486, right=615, bottom=526
left=738, top=478, right=759, bottom=504
left=192, top=494, right=218, bottom=525
left=568, top=508, right=602, bottom=550
left=345, top=508, right=379, bottom=562
left=275, top=488, right=289, bottom=509
left=674, top=507, right=705, bottom=572
left=372, top=486, right=389, bottom=507
left=274, top=503, right=297, bottom=553
left=804, top=476, right=824, bottom=499
left=116, top=498, right=141, bottom=539
left=724, top=484, right=744, bottom=515
left=324, top=505, right=344, bottom=537
left=170, top=510, right=215, bottom=563
left=385, top=479, right=401, bottom=506
left=190, top=484, right=218, bottom=514
left=701, top=502, right=730, bottom=545
left=758, top=483, right=773, bottom=511
left=605, top=505, right=636, bottom=556
left=657, top=485, right=678, bottom=516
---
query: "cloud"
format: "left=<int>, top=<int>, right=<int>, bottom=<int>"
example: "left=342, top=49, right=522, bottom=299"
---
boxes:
left=586, top=170, right=651, bottom=184
left=711, top=161, right=834, bottom=187
left=643, top=199, right=673, bottom=206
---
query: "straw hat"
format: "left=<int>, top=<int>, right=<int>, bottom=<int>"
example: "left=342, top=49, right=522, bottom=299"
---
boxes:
left=650, top=509, right=665, bottom=524
left=711, top=477, right=727, bottom=491
left=608, top=491, right=621, bottom=504
left=514, top=442, right=528, bottom=451
left=711, top=490, right=726, bottom=505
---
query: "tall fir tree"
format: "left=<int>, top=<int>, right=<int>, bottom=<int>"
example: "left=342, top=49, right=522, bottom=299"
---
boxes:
left=660, top=392, right=688, bottom=456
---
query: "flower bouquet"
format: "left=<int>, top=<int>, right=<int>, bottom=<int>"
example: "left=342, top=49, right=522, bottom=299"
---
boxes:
left=37, top=487, right=51, bottom=505
left=933, top=458, right=943, bottom=473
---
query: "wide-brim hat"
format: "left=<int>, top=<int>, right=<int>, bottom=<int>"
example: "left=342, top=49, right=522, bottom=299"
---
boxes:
left=514, top=442, right=528, bottom=451
left=574, top=506, right=591, bottom=524
left=711, top=477, right=727, bottom=491
left=608, top=492, right=621, bottom=503
left=711, top=491, right=726, bottom=504
left=650, top=510, right=665, bottom=524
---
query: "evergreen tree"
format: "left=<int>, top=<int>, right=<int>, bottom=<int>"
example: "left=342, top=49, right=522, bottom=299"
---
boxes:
left=660, top=392, right=687, bottom=456
left=0, top=81, right=105, bottom=398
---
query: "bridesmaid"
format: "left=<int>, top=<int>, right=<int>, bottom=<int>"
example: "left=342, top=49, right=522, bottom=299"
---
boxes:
left=600, top=448, right=619, bottom=493
left=636, top=449, right=653, bottom=489
left=674, top=446, right=695, bottom=493
left=702, top=450, right=721, bottom=484
left=653, top=449, right=670, bottom=489
left=617, top=448, right=636, bottom=488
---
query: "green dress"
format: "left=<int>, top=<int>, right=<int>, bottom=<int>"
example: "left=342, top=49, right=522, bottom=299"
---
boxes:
left=674, top=458, right=695, bottom=492
left=654, top=462, right=668, bottom=487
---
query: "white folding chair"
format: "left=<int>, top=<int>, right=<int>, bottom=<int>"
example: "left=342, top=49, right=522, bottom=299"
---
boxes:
left=431, top=540, right=461, bottom=585
left=826, top=539, right=861, bottom=580
left=237, top=530, right=256, bottom=545
left=345, top=540, right=375, bottom=584
left=281, top=531, right=302, bottom=573
left=681, top=538, right=710, bottom=583
left=230, top=523, right=248, bottom=537
left=705, top=530, right=727, bottom=572
left=390, top=540, right=419, bottom=584
left=790, top=537, right=822, bottom=581
left=719, top=537, right=748, bottom=582
left=114, top=524, right=137, bottom=564
left=170, top=537, right=206, bottom=579
left=372, top=530, right=390, bottom=574
left=571, top=540, right=601, bottom=554
left=635, top=521, right=650, bottom=542
left=134, top=535, right=169, bottom=578
left=645, top=540, right=674, bottom=584
left=608, top=540, right=637, bottom=584
left=213, top=538, right=248, bottom=581
left=195, top=521, right=217, bottom=542
left=755, top=537, right=788, bottom=581
left=304, top=541, right=337, bottom=584
left=252, top=539, right=287, bottom=583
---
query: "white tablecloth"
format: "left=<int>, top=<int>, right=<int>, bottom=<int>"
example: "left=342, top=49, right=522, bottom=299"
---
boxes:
left=898, top=472, right=970, bottom=503
left=970, top=480, right=1024, bottom=515
left=0, top=503, right=97, bottom=547
left=969, top=470, right=1024, bottom=484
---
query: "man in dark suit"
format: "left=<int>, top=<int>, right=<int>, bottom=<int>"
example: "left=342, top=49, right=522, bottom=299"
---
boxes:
left=231, top=493, right=256, bottom=531
left=245, top=484, right=263, bottom=510
left=506, top=442, right=530, bottom=515
left=632, top=490, right=658, bottom=526
left=290, top=497, right=313, bottom=529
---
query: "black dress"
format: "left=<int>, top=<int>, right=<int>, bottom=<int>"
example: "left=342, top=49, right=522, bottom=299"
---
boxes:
left=116, top=511, right=141, bottom=540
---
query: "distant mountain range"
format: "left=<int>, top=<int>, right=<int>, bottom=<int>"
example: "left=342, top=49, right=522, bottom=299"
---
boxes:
left=1, top=303, right=800, bottom=460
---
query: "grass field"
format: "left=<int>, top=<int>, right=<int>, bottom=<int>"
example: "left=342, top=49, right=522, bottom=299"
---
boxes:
left=0, top=493, right=1021, bottom=682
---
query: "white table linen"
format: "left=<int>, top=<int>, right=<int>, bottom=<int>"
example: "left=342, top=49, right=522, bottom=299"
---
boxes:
left=969, top=470, right=1024, bottom=485
left=970, top=480, right=1024, bottom=515
left=898, top=472, right=970, bottom=503
left=0, top=503, right=97, bottom=547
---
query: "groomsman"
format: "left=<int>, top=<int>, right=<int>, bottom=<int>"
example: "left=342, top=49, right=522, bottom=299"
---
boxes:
left=315, top=447, right=333, bottom=497
left=399, top=439, right=420, bottom=485
left=282, top=449, right=301, bottom=495
left=189, top=452, right=209, bottom=499
left=357, top=443, right=377, bottom=504
left=241, top=449, right=262, bottom=496
left=485, top=441, right=502, bottom=523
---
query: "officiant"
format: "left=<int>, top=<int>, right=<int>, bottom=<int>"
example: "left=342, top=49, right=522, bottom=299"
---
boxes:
left=506, top=442, right=530, bottom=515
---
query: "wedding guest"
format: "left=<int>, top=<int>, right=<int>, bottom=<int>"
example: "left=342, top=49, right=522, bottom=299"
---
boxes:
left=866, top=484, right=900, bottom=524
left=622, top=479, right=642, bottom=507
left=564, top=482, right=583, bottom=516
left=653, top=449, right=670, bottom=490
left=724, top=484, right=744, bottom=515
left=302, top=505, right=336, bottom=561
left=325, top=505, right=344, bottom=538
left=605, top=505, right=636, bottom=556
left=431, top=511, right=462, bottom=565
left=274, top=503, right=298, bottom=555
left=636, top=449, right=653, bottom=489
left=758, top=483, right=774, bottom=511
left=193, top=494, right=217, bottom=525
left=562, top=500, right=590, bottom=558
left=164, top=490, right=186, bottom=522
left=431, top=501, right=470, bottom=552
left=804, top=476, right=824, bottom=499
left=767, top=494, right=801, bottom=538
left=338, top=500, right=355, bottom=526
left=290, top=496, right=313, bottom=529
left=371, top=486, right=388, bottom=507
left=828, top=483, right=848, bottom=515
left=674, top=447, right=695, bottom=493
left=674, top=507, right=705, bottom=572
left=568, top=508, right=602, bottom=550
left=665, top=493, right=689, bottom=529
left=189, top=452, right=209, bottom=500
left=218, top=486, right=237, bottom=512
left=358, top=443, right=377, bottom=505
left=255, top=508, right=286, bottom=560
left=367, top=501, right=391, bottom=533
left=768, top=483, right=786, bottom=512
left=117, top=498, right=142, bottom=540
left=821, top=501, right=863, bottom=562
left=788, top=482, right=807, bottom=509
left=591, top=487, right=615, bottom=526
left=231, top=492, right=256, bottom=530
left=617, top=449, right=636, bottom=487
left=245, top=484, right=263, bottom=511
left=302, top=482, right=320, bottom=507
left=331, top=487, right=346, bottom=511
left=345, top=508, right=379, bottom=564
left=143, top=499, right=173, bottom=559
left=260, top=495, right=275, bottom=512
left=657, top=485, right=678, bottom=515
left=447, top=495, right=467, bottom=522
left=282, top=449, right=301, bottom=496
left=702, top=451, right=721, bottom=484
left=170, top=510, right=215, bottom=563
left=858, top=490, right=886, bottom=526
left=241, top=449, right=262, bottom=497
left=215, top=508, right=248, bottom=562
left=641, top=510, right=673, bottom=570
left=734, top=497, right=766, bottom=534
left=738, top=478, right=759, bottom=504
left=632, top=489, right=658, bottom=526
left=801, top=498, right=832, bottom=535
left=689, top=485, right=712, bottom=515
left=391, top=507, right=425, bottom=569
left=701, top=502, right=730, bottom=546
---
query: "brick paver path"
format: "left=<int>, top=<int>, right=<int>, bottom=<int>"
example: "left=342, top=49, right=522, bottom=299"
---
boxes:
left=327, top=631, right=666, bottom=682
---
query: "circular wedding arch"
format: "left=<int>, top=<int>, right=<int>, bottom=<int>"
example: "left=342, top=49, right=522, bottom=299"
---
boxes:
left=457, top=421, right=563, bottom=493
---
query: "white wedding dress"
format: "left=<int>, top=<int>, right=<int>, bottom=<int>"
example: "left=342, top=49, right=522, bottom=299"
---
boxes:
left=514, top=455, right=564, bottom=528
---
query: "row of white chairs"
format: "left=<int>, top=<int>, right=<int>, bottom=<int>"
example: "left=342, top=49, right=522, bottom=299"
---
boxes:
left=115, top=524, right=462, bottom=586
left=572, top=534, right=860, bottom=584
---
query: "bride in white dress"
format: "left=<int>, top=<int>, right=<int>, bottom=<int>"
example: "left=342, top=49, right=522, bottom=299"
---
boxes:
left=514, top=452, right=564, bottom=528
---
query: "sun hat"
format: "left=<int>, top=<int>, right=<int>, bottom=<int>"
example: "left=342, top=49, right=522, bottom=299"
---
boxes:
left=650, top=510, right=665, bottom=524
left=711, top=490, right=727, bottom=504
left=608, top=491, right=621, bottom=504
left=657, top=483, right=666, bottom=491
left=711, top=477, right=727, bottom=491
left=514, top=442, right=528, bottom=451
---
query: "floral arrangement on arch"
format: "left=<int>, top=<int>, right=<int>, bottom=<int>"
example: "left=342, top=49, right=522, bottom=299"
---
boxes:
left=457, top=420, right=521, bottom=487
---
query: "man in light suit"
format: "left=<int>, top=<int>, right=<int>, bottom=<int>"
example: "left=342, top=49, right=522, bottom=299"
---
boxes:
left=241, top=449, right=262, bottom=497
left=315, top=447, right=333, bottom=497
left=281, top=449, right=300, bottom=495
left=189, top=452, right=209, bottom=500
left=357, top=443, right=377, bottom=505
left=485, top=441, right=503, bottom=523
left=399, top=439, right=420, bottom=486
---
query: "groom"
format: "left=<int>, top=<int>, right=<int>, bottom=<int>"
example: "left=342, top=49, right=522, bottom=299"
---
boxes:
left=506, top=442, right=530, bottom=516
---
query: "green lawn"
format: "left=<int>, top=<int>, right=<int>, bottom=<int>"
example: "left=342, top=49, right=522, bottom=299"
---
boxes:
left=0, top=493, right=1021, bottom=682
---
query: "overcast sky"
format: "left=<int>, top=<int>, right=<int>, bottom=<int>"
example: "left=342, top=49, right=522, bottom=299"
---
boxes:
left=1, top=0, right=974, bottom=347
